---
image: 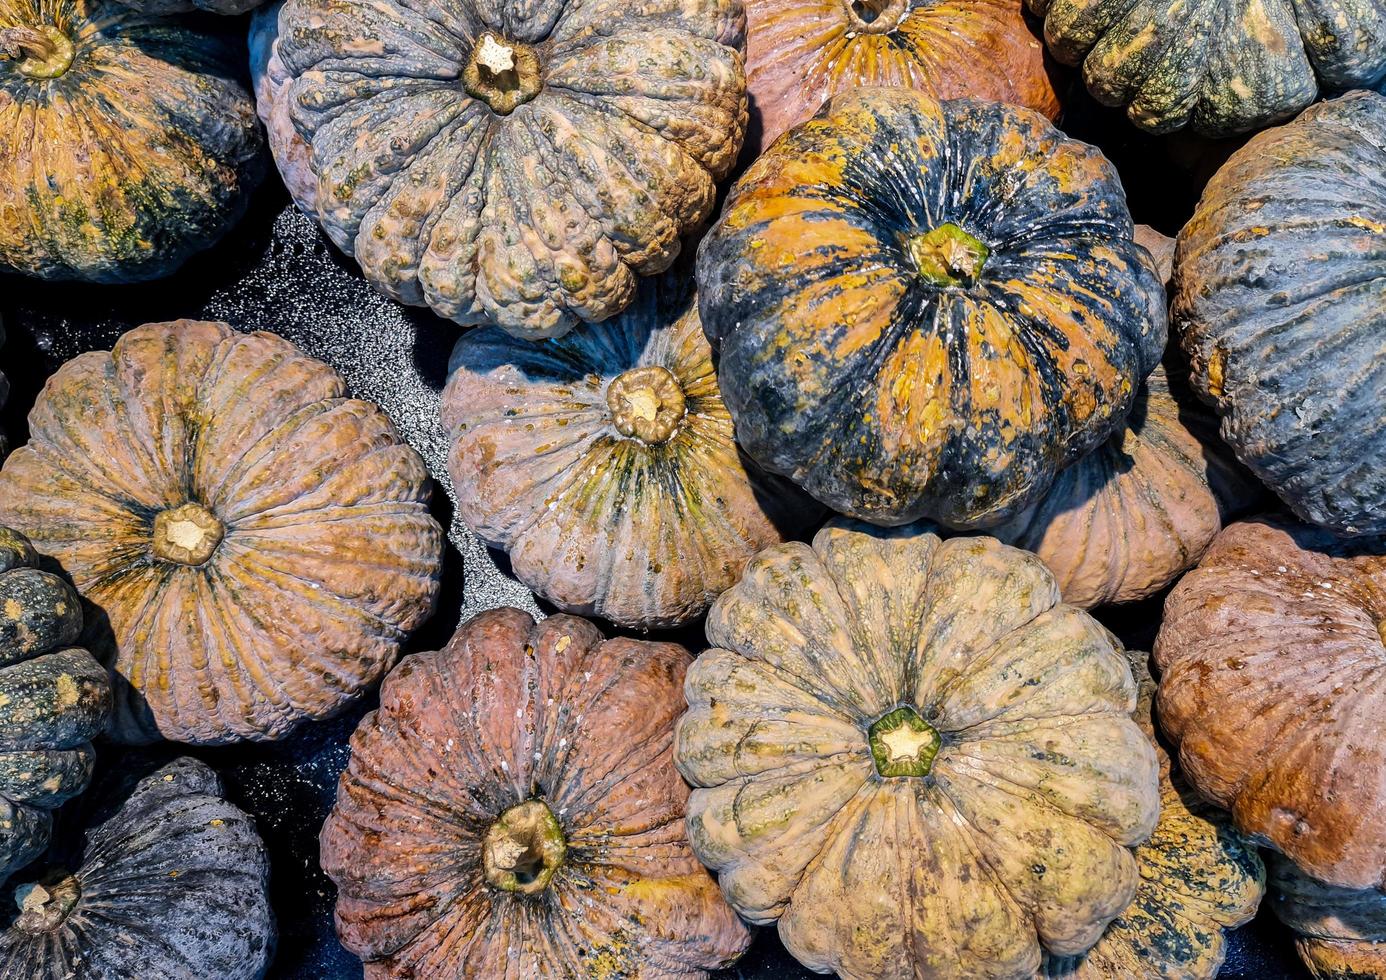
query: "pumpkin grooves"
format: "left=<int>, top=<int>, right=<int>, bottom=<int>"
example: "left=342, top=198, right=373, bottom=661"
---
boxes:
left=463, top=33, right=542, bottom=115
left=906, top=223, right=990, bottom=287
left=606, top=365, right=688, bottom=444
left=842, top=0, right=909, bottom=32
left=482, top=799, right=567, bottom=895
left=0, top=25, right=75, bottom=79
left=151, top=502, right=225, bottom=567
left=11, top=874, right=80, bottom=934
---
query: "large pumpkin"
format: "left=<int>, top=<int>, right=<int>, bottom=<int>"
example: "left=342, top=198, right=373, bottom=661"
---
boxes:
left=1271, top=854, right=1386, bottom=979
left=319, top=607, right=752, bottom=977
left=674, top=518, right=1160, bottom=978
left=0, top=756, right=274, bottom=979
left=743, top=0, right=1060, bottom=152
left=1027, top=0, right=1386, bottom=136
left=1173, top=90, right=1386, bottom=536
left=0, top=320, right=444, bottom=745
left=1155, top=516, right=1386, bottom=891
left=273, top=0, right=748, bottom=340
left=697, top=87, right=1166, bottom=528
left=249, top=1, right=315, bottom=216
left=441, top=273, right=819, bottom=629
left=0, top=0, right=264, bottom=282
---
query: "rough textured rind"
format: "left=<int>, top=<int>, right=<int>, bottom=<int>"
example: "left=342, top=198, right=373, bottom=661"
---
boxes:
left=1173, top=91, right=1386, bottom=536
left=1155, top=516, right=1386, bottom=891
left=674, top=518, right=1160, bottom=979
left=0, top=0, right=265, bottom=282
left=319, top=607, right=752, bottom=978
left=0, top=756, right=275, bottom=979
left=441, top=273, right=821, bottom=629
left=1028, top=0, right=1386, bottom=136
left=274, top=0, right=748, bottom=339
left=1271, top=854, right=1386, bottom=979
left=744, top=0, right=1060, bottom=152
left=249, top=1, right=316, bottom=215
left=697, top=87, right=1166, bottom=528
left=0, top=320, right=444, bottom=745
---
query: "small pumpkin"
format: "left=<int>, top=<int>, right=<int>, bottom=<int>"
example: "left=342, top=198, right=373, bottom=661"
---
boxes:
left=1173, top=90, right=1386, bottom=535
left=697, top=87, right=1166, bottom=528
left=248, top=1, right=315, bottom=216
left=1155, top=516, right=1386, bottom=891
left=274, top=0, right=748, bottom=339
left=0, top=0, right=264, bottom=282
left=675, top=518, right=1160, bottom=978
left=441, top=273, right=820, bottom=629
left=1270, top=853, right=1386, bottom=979
left=743, top=0, right=1060, bottom=152
left=1027, top=0, right=1386, bottom=136
left=0, top=320, right=444, bottom=745
left=0, top=756, right=274, bottom=979
left=0, top=526, right=110, bottom=885
left=320, top=607, right=752, bottom=977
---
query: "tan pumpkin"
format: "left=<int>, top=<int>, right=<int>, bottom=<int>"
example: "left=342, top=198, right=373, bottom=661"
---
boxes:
left=1271, top=853, right=1386, bottom=979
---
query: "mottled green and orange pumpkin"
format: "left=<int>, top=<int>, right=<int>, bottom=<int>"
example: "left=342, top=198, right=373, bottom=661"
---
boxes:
left=0, top=0, right=264, bottom=282
left=698, top=87, right=1166, bottom=528
left=1270, top=854, right=1386, bottom=979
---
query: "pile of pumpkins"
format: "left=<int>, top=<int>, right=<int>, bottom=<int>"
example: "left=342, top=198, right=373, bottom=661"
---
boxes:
left=0, top=0, right=1383, bottom=975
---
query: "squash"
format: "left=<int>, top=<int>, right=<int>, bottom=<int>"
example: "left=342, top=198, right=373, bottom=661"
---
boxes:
left=0, top=756, right=274, bottom=979
left=1173, top=90, right=1386, bottom=536
left=1026, top=0, right=1386, bottom=136
left=0, top=525, right=110, bottom=885
left=441, top=272, right=820, bottom=629
left=0, top=320, right=444, bottom=745
left=319, top=607, right=752, bottom=977
left=249, top=1, right=315, bottom=216
left=674, top=518, right=1160, bottom=978
left=697, top=87, right=1166, bottom=528
left=0, top=0, right=264, bottom=282
left=1155, top=516, right=1386, bottom=891
left=743, top=0, right=1060, bottom=152
left=273, top=0, right=748, bottom=340
left=1270, top=853, right=1386, bottom=979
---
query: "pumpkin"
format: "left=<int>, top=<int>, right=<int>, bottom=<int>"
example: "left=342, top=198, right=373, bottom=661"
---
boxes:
left=1026, top=0, right=1386, bottom=136
left=0, top=525, right=110, bottom=885
left=273, top=0, right=748, bottom=340
left=1270, top=853, right=1386, bottom=979
left=743, top=0, right=1060, bottom=153
left=697, top=87, right=1166, bottom=529
left=0, top=756, right=274, bottom=979
left=1155, top=516, right=1386, bottom=891
left=0, top=320, right=444, bottom=745
left=1041, top=650, right=1264, bottom=978
left=0, top=0, right=264, bottom=283
left=674, top=518, right=1160, bottom=978
left=441, top=272, right=820, bottom=629
left=319, top=606, right=752, bottom=977
left=1173, top=90, right=1386, bottom=536
left=249, top=1, right=316, bottom=216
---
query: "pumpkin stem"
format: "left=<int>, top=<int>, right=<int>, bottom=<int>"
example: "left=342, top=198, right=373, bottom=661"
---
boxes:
left=842, top=0, right=910, bottom=33
left=0, top=25, right=75, bottom=79
left=12, top=874, right=81, bottom=934
left=606, top=365, right=687, bottom=444
left=906, top=223, right=990, bottom=288
left=463, top=32, right=542, bottom=115
left=151, top=502, right=225, bottom=567
left=483, top=799, right=567, bottom=896
left=868, top=705, right=941, bottom=778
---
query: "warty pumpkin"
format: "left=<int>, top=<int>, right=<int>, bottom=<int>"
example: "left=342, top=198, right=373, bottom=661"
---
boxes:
left=0, top=756, right=274, bottom=979
left=697, top=87, right=1166, bottom=529
left=0, top=0, right=264, bottom=282
left=1271, top=853, right=1386, bottom=980
left=0, top=320, right=444, bottom=745
left=1027, top=0, right=1386, bottom=136
left=441, top=273, right=820, bottom=629
left=1173, top=90, right=1386, bottom=536
left=249, top=1, right=315, bottom=216
left=674, top=518, right=1160, bottom=979
left=319, top=607, right=752, bottom=978
left=274, top=0, right=748, bottom=340
left=1155, top=516, right=1386, bottom=891
left=0, top=525, right=110, bottom=885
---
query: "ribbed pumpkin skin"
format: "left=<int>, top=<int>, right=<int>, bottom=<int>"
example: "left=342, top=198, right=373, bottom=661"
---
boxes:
left=0, top=757, right=274, bottom=980
left=744, top=0, right=1060, bottom=152
left=274, top=0, right=748, bottom=340
left=320, top=608, right=752, bottom=978
left=698, top=88, right=1166, bottom=528
left=441, top=275, right=819, bottom=629
left=0, top=321, right=444, bottom=746
left=1028, top=0, right=1386, bottom=136
left=248, top=1, right=315, bottom=216
left=1174, top=91, right=1386, bottom=536
left=0, top=0, right=264, bottom=282
left=1155, top=517, right=1386, bottom=891
left=1270, top=854, right=1386, bottom=979
left=675, top=519, right=1160, bottom=979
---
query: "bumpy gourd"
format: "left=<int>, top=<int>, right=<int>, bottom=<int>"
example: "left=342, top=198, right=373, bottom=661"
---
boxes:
left=675, top=518, right=1160, bottom=979
left=0, top=0, right=264, bottom=282
left=320, top=607, right=752, bottom=978
left=249, top=1, right=315, bottom=216
left=273, top=0, right=748, bottom=339
left=697, top=87, right=1166, bottom=528
left=1270, top=854, right=1386, bottom=979
left=0, top=321, right=443, bottom=745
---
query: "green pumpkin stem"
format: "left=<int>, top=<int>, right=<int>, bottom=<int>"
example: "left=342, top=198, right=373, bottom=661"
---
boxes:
left=0, top=25, right=75, bottom=79
left=868, top=705, right=942, bottom=778
left=482, top=799, right=567, bottom=895
left=463, top=33, right=542, bottom=115
left=907, top=223, right=990, bottom=288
